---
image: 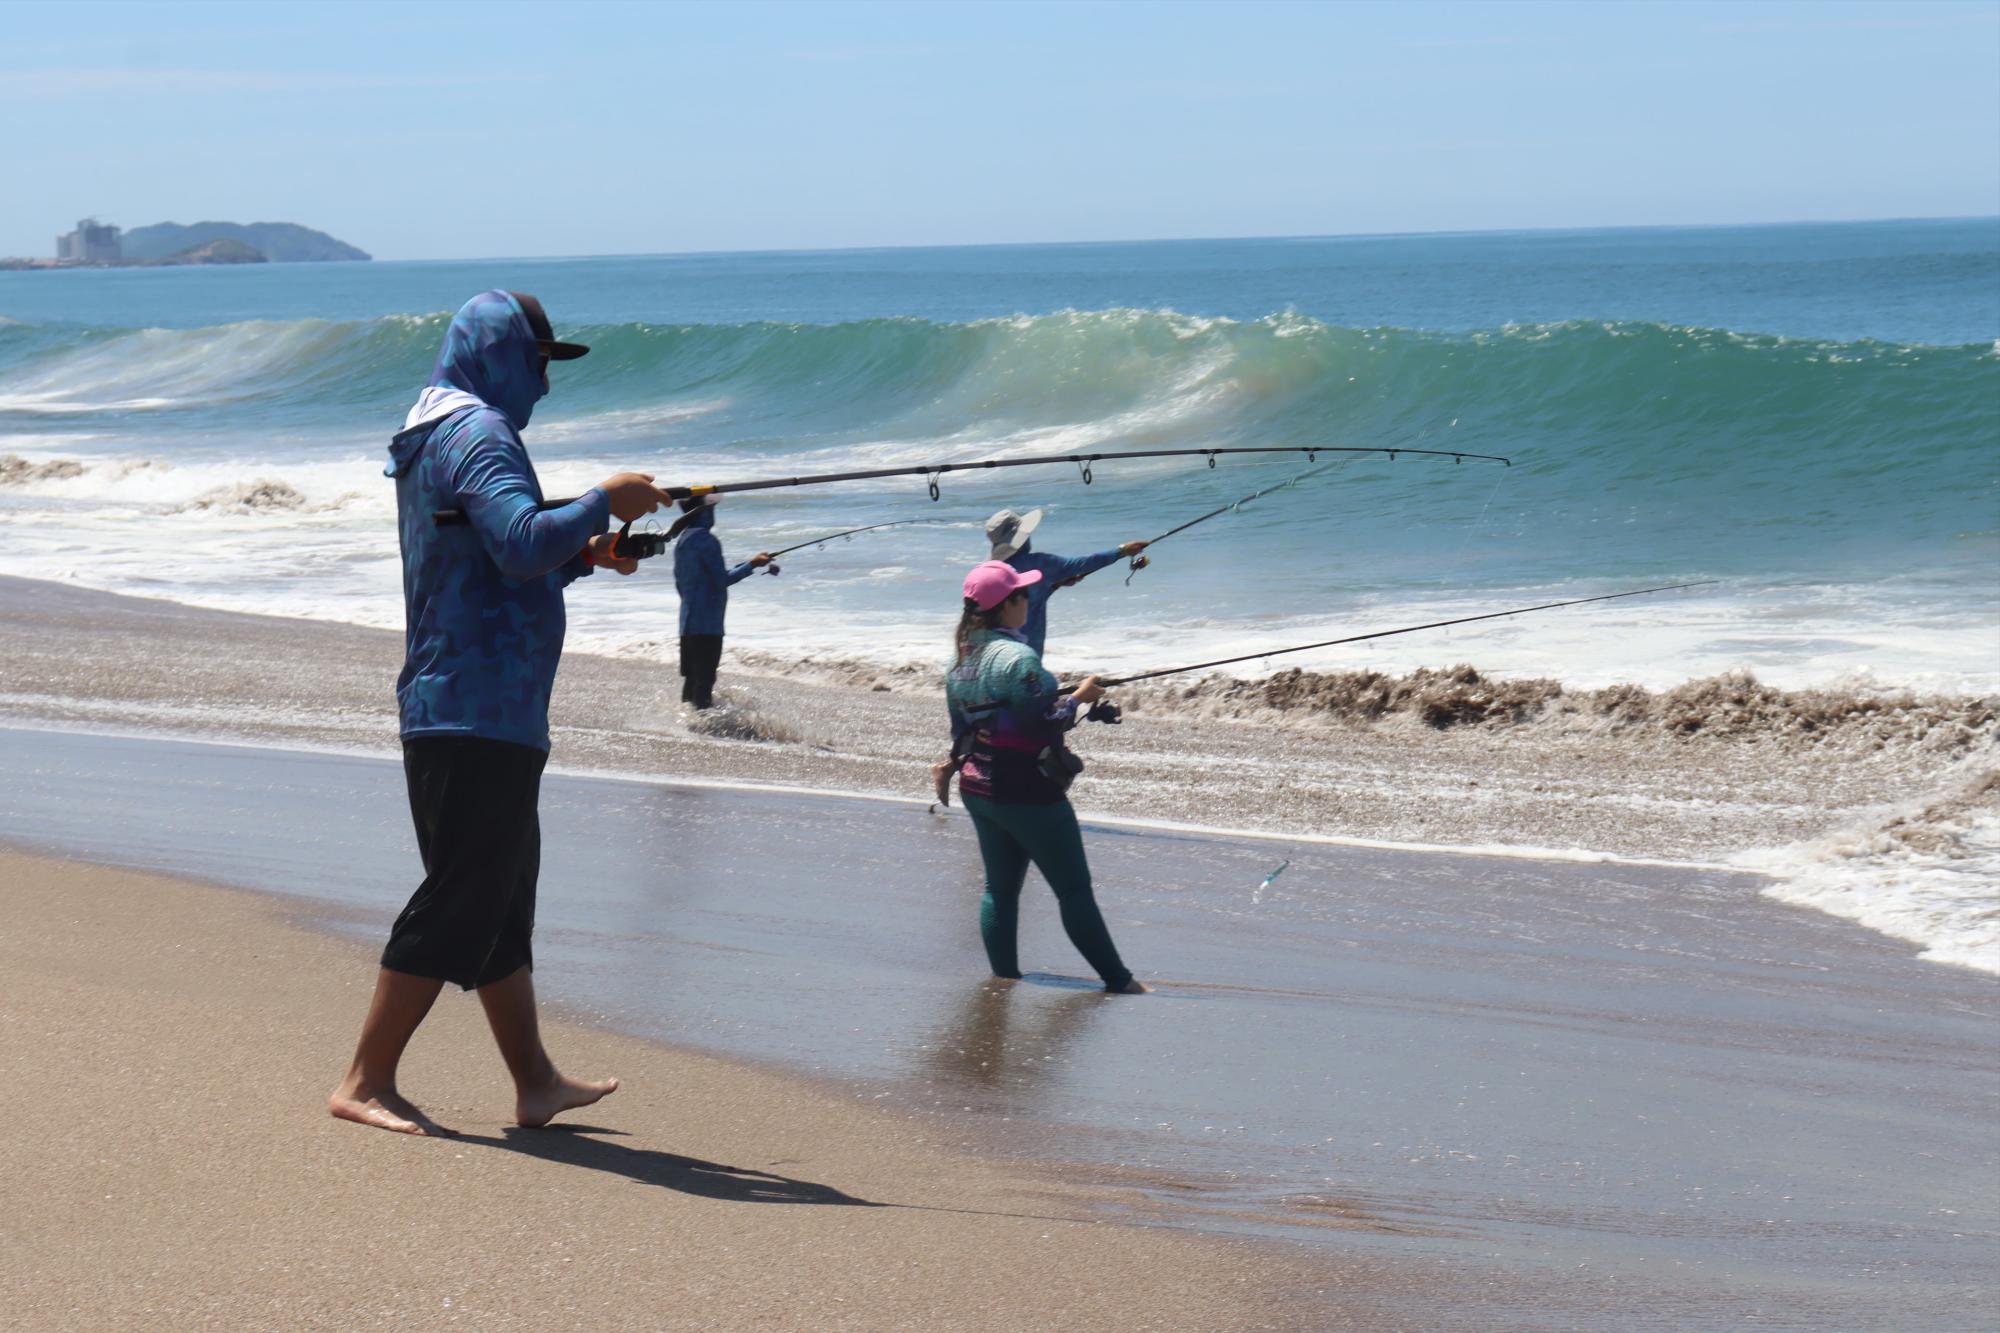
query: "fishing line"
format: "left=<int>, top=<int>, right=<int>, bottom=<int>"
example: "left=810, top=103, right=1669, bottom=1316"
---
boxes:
left=1121, top=458, right=1348, bottom=585
left=756, top=519, right=929, bottom=575
left=1438, top=465, right=1512, bottom=592
left=1090, top=581, right=1720, bottom=688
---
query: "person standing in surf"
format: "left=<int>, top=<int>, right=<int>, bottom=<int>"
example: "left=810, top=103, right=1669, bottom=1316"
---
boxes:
left=671, top=497, right=771, bottom=710
left=331, top=290, right=672, bottom=1137
left=985, top=507, right=1150, bottom=657
left=945, top=560, right=1146, bottom=994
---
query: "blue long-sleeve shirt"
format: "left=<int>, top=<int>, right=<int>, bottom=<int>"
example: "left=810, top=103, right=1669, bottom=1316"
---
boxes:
left=384, top=290, right=610, bottom=752
left=673, top=507, right=755, bottom=636
left=1005, top=540, right=1123, bottom=656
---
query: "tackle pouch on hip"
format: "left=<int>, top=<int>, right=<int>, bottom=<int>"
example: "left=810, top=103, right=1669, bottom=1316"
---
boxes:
left=1036, top=743, right=1084, bottom=793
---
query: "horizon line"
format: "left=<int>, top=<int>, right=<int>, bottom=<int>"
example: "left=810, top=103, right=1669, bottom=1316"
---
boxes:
left=7, top=211, right=1993, bottom=270
left=365, top=212, right=2000, bottom=266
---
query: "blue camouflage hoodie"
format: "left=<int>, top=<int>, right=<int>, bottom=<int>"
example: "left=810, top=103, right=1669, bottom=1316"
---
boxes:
left=672, top=503, right=756, bottom=636
left=384, top=290, right=611, bottom=752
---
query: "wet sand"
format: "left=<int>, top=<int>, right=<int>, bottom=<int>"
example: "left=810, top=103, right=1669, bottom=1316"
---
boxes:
left=0, top=849, right=1359, bottom=1331
left=4, top=726, right=1995, bottom=1328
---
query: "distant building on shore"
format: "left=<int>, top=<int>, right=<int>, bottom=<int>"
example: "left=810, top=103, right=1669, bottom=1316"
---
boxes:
left=57, top=218, right=122, bottom=263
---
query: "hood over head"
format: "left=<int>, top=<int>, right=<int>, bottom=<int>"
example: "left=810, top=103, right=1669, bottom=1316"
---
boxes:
left=385, top=290, right=547, bottom=477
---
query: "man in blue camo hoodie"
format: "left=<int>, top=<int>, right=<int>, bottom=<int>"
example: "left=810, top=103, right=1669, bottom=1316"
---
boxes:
left=332, top=290, right=670, bottom=1138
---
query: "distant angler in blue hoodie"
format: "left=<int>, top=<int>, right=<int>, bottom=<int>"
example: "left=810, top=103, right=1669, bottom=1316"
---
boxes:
left=333, top=290, right=672, bottom=1139
left=672, top=496, right=772, bottom=710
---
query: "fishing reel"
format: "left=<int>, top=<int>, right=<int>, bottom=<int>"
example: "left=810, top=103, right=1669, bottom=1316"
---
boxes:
left=762, top=560, right=783, bottom=576
left=1123, top=554, right=1150, bottom=585
left=606, top=520, right=671, bottom=562
left=1084, top=700, right=1123, bottom=725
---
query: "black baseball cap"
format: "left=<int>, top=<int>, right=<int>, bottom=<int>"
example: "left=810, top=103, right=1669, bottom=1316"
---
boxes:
left=509, top=291, right=590, bottom=360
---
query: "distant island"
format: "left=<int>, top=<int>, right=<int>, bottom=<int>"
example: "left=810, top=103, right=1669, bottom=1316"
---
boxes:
left=0, top=218, right=370, bottom=270
left=121, top=221, right=370, bottom=264
left=158, top=238, right=269, bottom=265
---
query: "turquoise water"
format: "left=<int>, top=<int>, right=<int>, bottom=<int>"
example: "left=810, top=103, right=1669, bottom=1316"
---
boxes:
left=1, top=219, right=1996, bottom=688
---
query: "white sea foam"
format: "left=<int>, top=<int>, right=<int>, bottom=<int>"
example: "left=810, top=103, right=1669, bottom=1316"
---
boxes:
left=530, top=398, right=732, bottom=444
left=1737, top=764, right=2000, bottom=974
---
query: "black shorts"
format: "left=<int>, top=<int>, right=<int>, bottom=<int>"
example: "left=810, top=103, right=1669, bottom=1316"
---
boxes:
left=381, top=735, right=547, bottom=990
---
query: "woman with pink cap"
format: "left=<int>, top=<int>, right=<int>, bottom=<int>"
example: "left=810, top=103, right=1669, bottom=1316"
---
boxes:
left=942, top=560, right=1145, bottom=994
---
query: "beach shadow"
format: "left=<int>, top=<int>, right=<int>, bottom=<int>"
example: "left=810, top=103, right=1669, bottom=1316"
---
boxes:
left=460, top=1124, right=885, bottom=1209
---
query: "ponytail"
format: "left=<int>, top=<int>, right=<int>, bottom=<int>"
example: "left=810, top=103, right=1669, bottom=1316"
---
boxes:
left=954, top=596, right=1004, bottom=663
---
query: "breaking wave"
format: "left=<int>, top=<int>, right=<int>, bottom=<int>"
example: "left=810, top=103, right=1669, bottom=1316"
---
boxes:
left=2, top=309, right=1994, bottom=469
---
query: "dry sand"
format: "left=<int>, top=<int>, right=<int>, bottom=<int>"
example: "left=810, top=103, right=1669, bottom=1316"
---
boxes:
left=0, top=849, right=1404, bottom=1331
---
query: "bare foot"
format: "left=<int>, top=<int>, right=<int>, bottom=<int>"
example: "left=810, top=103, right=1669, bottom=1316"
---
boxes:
left=1107, top=978, right=1151, bottom=995
left=516, top=1072, right=619, bottom=1128
left=329, top=1078, right=448, bottom=1136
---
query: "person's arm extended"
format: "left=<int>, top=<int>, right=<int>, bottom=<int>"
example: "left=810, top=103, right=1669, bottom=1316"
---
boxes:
left=448, top=425, right=608, bottom=580
left=1041, top=546, right=1127, bottom=587
left=723, top=549, right=772, bottom=586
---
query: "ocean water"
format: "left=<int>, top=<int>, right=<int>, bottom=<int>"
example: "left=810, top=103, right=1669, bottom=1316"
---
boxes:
left=1, top=219, right=1995, bottom=690
left=2, top=220, right=1997, bottom=969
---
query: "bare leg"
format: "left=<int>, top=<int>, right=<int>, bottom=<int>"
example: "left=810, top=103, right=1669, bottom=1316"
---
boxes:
left=475, top=965, right=618, bottom=1127
left=329, top=967, right=449, bottom=1135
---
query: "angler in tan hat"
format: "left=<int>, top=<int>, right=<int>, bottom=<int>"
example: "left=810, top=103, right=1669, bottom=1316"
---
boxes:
left=983, top=507, right=1148, bottom=656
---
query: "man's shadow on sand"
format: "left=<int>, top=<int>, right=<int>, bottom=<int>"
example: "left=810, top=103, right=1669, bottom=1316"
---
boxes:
left=459, top=1124, right=884, bottom=1209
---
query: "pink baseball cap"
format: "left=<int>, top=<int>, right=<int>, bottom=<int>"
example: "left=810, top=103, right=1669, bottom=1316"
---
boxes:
left=963, top=560, right=1043, bottom=611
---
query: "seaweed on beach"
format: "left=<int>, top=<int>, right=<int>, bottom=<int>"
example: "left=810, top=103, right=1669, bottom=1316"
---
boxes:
left=731, top=647, right=1997, bottom=756
left=1119, top=664, right=1999, bottom=752
left=176, top=479, right=308, bottom=512
left=0, top=454, right=85, bottom=485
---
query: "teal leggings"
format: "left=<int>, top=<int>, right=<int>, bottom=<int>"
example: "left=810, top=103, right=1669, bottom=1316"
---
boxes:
left=961, top=794, right=1132, bottom=991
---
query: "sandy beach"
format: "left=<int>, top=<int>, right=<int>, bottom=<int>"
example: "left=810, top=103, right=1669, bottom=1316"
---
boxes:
left=3, top=574, right=1997, bottom=1328
left=1, top=850, right=1378, bottom=1331
left=4, top=717, right=1996, bottom=1328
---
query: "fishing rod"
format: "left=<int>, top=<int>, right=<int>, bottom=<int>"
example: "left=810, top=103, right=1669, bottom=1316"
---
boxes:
left=430, top=443, right=1512, bottom=528
left=959, top=580, right=1719, bottom=721
left=758, top=519, right=926, bottom=575
left=579, top=516, right=931, bottom=566
left=1089, top=581, right=1720, bottom=688
left=1120, top=460, right=1343, bottom=585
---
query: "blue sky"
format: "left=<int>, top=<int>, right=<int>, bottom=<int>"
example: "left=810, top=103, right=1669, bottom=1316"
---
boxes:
left=3, top=0, right=1996, bottom=260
